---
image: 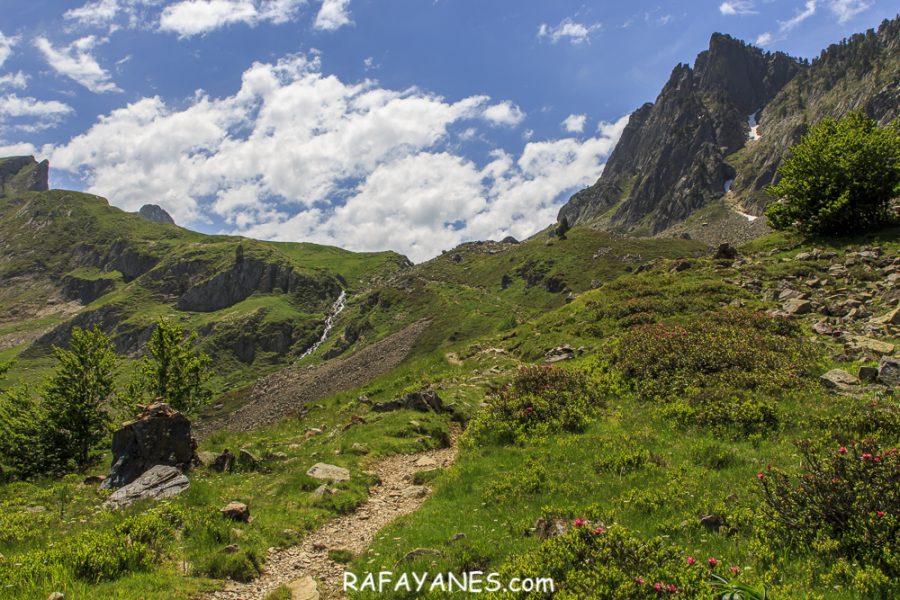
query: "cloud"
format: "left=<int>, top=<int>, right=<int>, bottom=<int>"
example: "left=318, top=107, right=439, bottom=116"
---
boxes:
left=719, top=1, right=757, bottom=16
left=39, top=53, right=626, bottom=262
left=0, top=141, right=37, bottom=156
left=482, top=101, right=526, bottom=127
left=314, top=0, right=351, bottom=31
left=34, top=35, right=122, bottom=93
left=756, top=0, right=817, bottom=46
left=562, top=114, right=586, bottom=133
left=0, top=31, right=17, bottom=68
left=65, top=0, right=121, bottom=27
left=0, top=72, right=28, bottom=90
left=159, top=0, right=307, bottom=37
left=537, top=18, right=601, bottom=45
left=828, top=0, right=870, bottom=23
left=0, top=94, right=73, bottom=131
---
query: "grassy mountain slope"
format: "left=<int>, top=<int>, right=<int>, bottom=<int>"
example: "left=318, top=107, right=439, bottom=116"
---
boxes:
left=0, top=173, right=408, bottom=391
left=1, top=221, right=897, bottom=599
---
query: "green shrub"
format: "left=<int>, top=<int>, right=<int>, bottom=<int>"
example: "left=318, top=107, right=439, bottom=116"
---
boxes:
left=816, top=397, right=900, bottom=444
left=484, top=459, right=550, bottom=503
left=758, top=439, right=898, bottom=577
left=462, top=365, right=602, bottom=446
left=615, top=309, right=817, bottom=433
left=495, top=524, right=711, bottom=599
left=765, top=111, right=900, bottom=235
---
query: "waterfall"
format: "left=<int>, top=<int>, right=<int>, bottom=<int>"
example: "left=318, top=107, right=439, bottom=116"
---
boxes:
left=300, top=290, right=347, bottom=359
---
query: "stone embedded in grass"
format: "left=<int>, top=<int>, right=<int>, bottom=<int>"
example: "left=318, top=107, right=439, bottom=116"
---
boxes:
left=783, top=298, right=812, bottom=314
left=400, top=485, right=429, bottom=499
left=847, top=336, right=895, bottom=356
left=858, top=366, right=879, bottom=383
left=878, top=357, right=900, bottom=388
left=238, top=448, right=261, bottom=470
left=220, top=501, right=250, bottom=522
left=820, top=369, right=860, bottom=389
left=306, top=463, right=350, bottom=481
left=870, top=305, right=900, bottom=325
left=350, top=443, right=369, bottom=455
left=105, top=465, right=190, bottom=510
left=212, top=449, right=236, bottom=473
left=312, top=484, right=335, bottom=497
left=371, top=389, right=447, bottom=413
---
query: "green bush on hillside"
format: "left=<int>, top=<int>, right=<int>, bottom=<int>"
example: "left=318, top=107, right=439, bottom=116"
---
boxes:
left=758, top=439, right=898, bottom=578
left=615, top=309, right=818, bottom=434
left=462, top=365, right=602, bottom=446
left=495, top=524, right=712, bottom=599
left=765, top=111, right=900, bottom=235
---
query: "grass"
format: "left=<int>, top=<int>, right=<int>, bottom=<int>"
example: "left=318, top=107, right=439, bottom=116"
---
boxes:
left=2, top=209, right=899, bottom=598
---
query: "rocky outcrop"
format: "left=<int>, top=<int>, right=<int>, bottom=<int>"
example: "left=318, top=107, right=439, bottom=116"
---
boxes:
left=559, top=17, right=900, bottom=233
left=101, top=403, right=197, bottom=489
left=104, top=465, right=190, bottom=509
left=0, top=156, right=49, bottom=196
left=137, top=204, right=176, bottom=225
left=558, top=34, right=801, bottom=233
left=60, top=274, right=116, bottom=304
left=176, top=257, right=341, bottom=313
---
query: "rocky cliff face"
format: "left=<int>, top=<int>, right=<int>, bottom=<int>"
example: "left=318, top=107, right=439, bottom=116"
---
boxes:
left=559, top=16, right=900, bottom=234
left=0, top=156, right=49, bottom=196
left=137, top=204, right=176, bottom=225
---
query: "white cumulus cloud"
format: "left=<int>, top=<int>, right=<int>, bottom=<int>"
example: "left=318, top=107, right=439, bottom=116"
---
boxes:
left=0, top=72, right=28, bottom=90
left=537, top=18, right=601, bottom=45
left=34, top=35, right=121, bottom=93
left=562, top=114, right=587, bottom=133
left=0, top=93, right=73, bottom=131
left=719, top=1, right=757, bottom=15
left=37, top=54, right=626, bottom=262
left=65, top=0, right=122, bottom=27
left=482, top=101, right=526, bottom=127
left=314, top=0, right=352, bottom=31
left=159, top=0, right=307, bottom=37
left=0, top=31, right=17, bottom=68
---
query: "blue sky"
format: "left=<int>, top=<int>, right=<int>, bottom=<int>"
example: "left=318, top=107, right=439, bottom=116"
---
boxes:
left=0, top=1, right=894, bottom=261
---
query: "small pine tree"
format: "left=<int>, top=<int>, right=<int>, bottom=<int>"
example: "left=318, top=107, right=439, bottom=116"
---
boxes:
left=131, top=318, right=212, bottom=414
left=43, top=326, right=118, bottom=470
left=765, top=111, right=900, bottom=235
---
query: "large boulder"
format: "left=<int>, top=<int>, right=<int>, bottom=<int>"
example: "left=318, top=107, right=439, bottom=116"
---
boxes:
left=101, top=403, right=196, bottom=489
left=878, top=357, right=900, bottom=388
left=104, top=465, right=190, bottom=509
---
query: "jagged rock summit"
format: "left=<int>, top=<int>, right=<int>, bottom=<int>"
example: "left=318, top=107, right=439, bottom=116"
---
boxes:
left=0, top=156, right=49, bottom=196
left=137, top=203, right=176, bottom=225
left=558, top=17, right=900, bottom=238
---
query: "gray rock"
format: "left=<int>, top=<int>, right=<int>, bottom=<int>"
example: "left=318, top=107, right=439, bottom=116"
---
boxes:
left=532, top=516, right=569, bottom=539
left=858, top=366, right=879, bottom=383
left=137, top=204, right=175, bottom=225
left=312, top=484, right=335, bottom=497
left=847, top=336, right=895, bottom=356
left=212, top=449, right=236, bottom=473
left=699, top=513, right=724, bottom=532
left=105, top=465, right=190, bottom=509
left=287, top=576, right=320, bottom=600
left=220, top=501, right=250, bottom=522
left=820, top=369, right=859, bottom=389
left=401, top=485, right=429, bottom=499
left=714, top=243, right=739, bottom=260
left=350, top=443, right=370, bottom=455
left=307, top=463, right=350, bottom=482
left=238, top=448, right=261, bottom=470
left=102, top=403, right=196, bottom=489
left=782, top=298, right=812, bottom=315
left=878, top=357, right=900, bottom=388
left=544, top=345, right=576, bottom=363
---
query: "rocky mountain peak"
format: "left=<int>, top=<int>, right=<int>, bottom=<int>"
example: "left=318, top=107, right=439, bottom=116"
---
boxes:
left=0, top=156, right=50, bottom=196
left=138, top=204, right=176, bottom=225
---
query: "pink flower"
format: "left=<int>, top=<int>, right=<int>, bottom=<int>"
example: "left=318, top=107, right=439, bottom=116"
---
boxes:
left=686, top=556, right=696, bottom=566
left=593, top=526, right=606, bottom=535
left=730, top=566, right=741, bottom=575
left=654, top=582, right=663, bottom=591
left=667, top=584, right=678, bottom=593
left=877, top=511, right=885, bottom=518
left=635, top=576, right=646, bottom=585
left=838, top=447, right=848, bottom=454
left=756, top=473, right=764, bottom=480
left=861, top=453, right=873, bottom=461
left=708, top=557, right=719, bottom=567
left=574, top=518, right=586, bottom=527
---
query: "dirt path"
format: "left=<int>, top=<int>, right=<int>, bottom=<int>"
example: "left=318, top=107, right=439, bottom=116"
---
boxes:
left=209, top=440, right=458, bottom=600
left=196, top=320, right=431, bottom=439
